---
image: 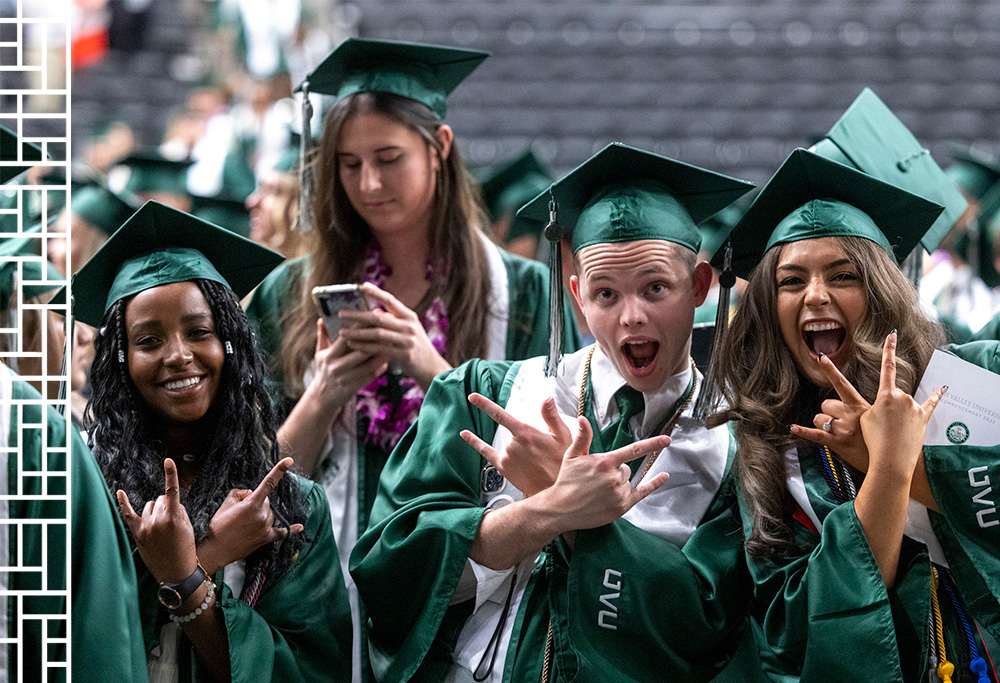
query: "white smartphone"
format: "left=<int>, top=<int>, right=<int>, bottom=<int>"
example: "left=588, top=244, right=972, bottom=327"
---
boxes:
left=311, top=284, right=371, bottom=339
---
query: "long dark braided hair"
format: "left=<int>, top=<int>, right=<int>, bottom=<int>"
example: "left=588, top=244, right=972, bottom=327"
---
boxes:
left=85, top=278, right=306, bottom=574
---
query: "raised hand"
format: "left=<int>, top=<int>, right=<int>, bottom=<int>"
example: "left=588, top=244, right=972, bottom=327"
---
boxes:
left=791, top=353, right=873, bottom=472
left=461, top=394, right=575, bottom=496
left=861, top=331, right=946, bottom=478
left=540, top=417, right=670, bottom=532
left=337, top=282, right=452, bottom=390
left=198, top=458, right=304, bottom=575
left=117, top=458, right=198, bottom=583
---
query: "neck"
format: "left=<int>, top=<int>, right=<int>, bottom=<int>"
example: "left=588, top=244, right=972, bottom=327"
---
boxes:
left=376, top=229, right=433, bottom=308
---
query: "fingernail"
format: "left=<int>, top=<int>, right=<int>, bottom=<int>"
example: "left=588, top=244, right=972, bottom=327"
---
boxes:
left=817, top=352, right=825, bottom=359
left=942, top=385, right=949, bottom=394
left=786, top=424, right=795, bottom=432
left=890, top=328, right=897, bottom=337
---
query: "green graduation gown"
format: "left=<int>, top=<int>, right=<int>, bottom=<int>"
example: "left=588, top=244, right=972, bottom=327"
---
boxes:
left=245, top=238, right=581, bottom=682
left=351, top=347, right=759, bottom=682
left=136, top=476, right=352, bottom=682
left=746, top=342, right=1000, bottom=682
left=0, top=364, right=147, bottom=682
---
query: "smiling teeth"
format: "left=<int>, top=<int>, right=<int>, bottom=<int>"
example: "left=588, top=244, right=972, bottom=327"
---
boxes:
left=803, top=322, right=842, bottom=332
left=165, top=377, right=201, bottom=390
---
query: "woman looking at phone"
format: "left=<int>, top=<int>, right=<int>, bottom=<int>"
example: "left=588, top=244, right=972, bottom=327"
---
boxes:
left=710, top=150, right=1000, bottom=681
left=76, top=202, right=351, bottom=682
left=245, top=38, right=579, bottom=682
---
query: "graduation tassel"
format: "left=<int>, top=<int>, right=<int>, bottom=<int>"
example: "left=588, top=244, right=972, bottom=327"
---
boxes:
left=294, top=81, right=317, bottom=234
left=902, top=247, right=923, bottom=289
left=693, top=241, right=735, bottom=421
left=544, top=194, right=564, bottom=377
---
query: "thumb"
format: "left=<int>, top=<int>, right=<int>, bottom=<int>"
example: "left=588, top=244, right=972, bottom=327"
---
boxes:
left=316, top=318, right=331, bottom=352
left=565, top=416, right=593, bottom=460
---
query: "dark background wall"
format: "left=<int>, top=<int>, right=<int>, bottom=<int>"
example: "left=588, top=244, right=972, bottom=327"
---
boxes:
left=71, top=0, right=1000, bottom=186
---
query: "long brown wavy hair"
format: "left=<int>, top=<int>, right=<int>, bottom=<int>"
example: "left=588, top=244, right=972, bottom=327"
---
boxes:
left=709, top=236, right=944, bottom=559
left=278, top=91, right=491, bottom=397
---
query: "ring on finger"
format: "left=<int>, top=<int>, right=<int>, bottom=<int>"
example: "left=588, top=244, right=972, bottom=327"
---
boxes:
left=822, top=419, right=833, bottom=432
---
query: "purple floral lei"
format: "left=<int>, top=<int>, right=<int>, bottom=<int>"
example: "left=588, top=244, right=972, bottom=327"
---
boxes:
left=355, top=244, right=449, bottom=451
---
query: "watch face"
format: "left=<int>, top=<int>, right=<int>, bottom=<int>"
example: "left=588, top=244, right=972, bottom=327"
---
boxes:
left=157, top=585, right=183, bottom=610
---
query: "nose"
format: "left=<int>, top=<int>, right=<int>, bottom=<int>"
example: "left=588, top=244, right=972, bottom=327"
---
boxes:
left=619, top=295, right=648, bottom=327
left=359, top=162, right=382, bottom=193
left=803, top=277, right=830, bottom=307
left=164, top=334, right=194, bottom=367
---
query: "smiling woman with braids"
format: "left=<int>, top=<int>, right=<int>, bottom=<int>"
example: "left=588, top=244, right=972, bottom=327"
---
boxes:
left=76, top=201, right=351, bottom=683
left=710, top=150, right=1000, bottom=682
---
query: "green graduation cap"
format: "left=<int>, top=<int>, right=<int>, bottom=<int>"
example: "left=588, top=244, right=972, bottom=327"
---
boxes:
left=698, top=204, right=743, bottom=260
left=0, top=225, right=65, bottom=308
left=71, top=184, right=139, bottom=236
left=478, top=149, right=553, bottom=225
left=191, top=193, right=251, bottom=238
left=516, top=142, right=755, bottom=254
left=66, top=201, right=284, bottom=328
left=116, top=150, right=193, bottom=197
left=713, top=149, right=946, bottom=280
left=1, top=125, right=43, bottom=184
left=299, top=38, right=489, bottom=119
left=945, top=146, right=1000, bottom=201
left=810, top=88, right=967, bottom=253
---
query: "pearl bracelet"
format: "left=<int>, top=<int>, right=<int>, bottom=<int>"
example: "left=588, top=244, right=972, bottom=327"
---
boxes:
left=169, top=578, right=216, bottom=625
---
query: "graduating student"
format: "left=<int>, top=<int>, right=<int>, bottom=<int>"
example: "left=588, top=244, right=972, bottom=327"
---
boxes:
left=711, top=148, right=1000, bottom=681
left=476, top=148, right=553, bottom=259
left=73, top=201, right=351, bottom=682
left=352, top=143, right=764, bottom=682
left=245, top=38, right=580, bottom=681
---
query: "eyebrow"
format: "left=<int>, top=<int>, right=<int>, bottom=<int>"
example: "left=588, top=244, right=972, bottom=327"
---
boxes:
left=128, top=312, right=213, bottom=335
left=776, top=258, right=853, bottom=273
left=337, top=146, right=402, bottom=157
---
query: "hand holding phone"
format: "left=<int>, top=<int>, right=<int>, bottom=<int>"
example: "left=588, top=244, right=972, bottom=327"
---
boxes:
left=311, top=285, right=371, bottom=340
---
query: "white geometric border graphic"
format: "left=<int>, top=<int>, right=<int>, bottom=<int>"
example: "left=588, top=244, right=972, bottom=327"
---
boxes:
left=0, top=0, right=72, bottom=680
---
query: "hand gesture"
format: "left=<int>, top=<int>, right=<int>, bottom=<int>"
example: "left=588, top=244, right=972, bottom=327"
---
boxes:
left=117, top=458, right=198, bottom=583
left=791, top=353, right=873, bottom=472
left=309, top=318, right=389, bottom=413
left=198, top=458, right=305, bottom=574
left=338, top=282, right=452, bottom=390
left=860, top=332, right=946, bottom=478
left=461, top=394, right=574, bottom=497
left=540, top=417, right=670, bottom=531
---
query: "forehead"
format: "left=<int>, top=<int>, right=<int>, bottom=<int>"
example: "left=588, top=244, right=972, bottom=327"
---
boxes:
left=775, top=236, right=853, bottom=269
left=336, top=111, right=423, bottom=151
left=125, top=281, right=212, bottom=326
left=576, top=239, right=690, bottom=282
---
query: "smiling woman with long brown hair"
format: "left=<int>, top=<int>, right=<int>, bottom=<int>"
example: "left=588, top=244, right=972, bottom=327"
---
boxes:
left=77, top=201, right=351, bottom=682
left=711, top=149, right=1000, bottom=682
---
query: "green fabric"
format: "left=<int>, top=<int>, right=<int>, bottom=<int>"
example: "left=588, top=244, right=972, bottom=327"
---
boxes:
left=600, top=386, right=643, bottom=451
left=0, top=225, right=63, bottom=307
left=118, top=151, right=192, bottom=197
left=811, top=88, right=967, bottom=253
left=746, top=440, right=998, bottom=681
left=190, top=193, right=252, bottom=239
left=923, top=340, right=1000, bottom=646
left=68, top=200, right=284, bottom=328
left=716, top=149, right=946, bottom=280
left=971, top=312, right=1000, bottom=342
left=946, top=147, right=1000, bottom=201
left=351, top=360, right=760, bottom=682
left=134, top=476, right=352, bottom=682
left=300, top=38, right=488, bottom=120
left=6, top=376, right=147, bottom=683
left=476, top=149, right=552, bottom=225
left=515, top=143, right=754, bottom=255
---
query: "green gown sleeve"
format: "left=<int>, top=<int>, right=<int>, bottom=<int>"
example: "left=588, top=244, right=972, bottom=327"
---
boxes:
left=9, top=380, right=147, bottom=683
left=500, top=250, right=582, bottom=359
left=350, top=359, right=514, bottom=683
left=565, top=479, right=758, bottom=682
left=741, top=498, right=905, bottom=682
left=922, top=340, right=1000, bottom=641
left=970, top=313, right=1000, bottom=342
left=217, top=476, right=352, bottom=682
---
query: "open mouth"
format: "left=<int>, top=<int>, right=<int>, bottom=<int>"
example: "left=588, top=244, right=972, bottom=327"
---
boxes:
left=802, top=321, right=845, bottom=358
left=163, top=376, right=203, bottom=391
left=622, top=340, right=659, bottom=369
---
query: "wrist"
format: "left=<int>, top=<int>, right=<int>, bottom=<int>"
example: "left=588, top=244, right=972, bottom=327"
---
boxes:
left=157, top=562, right=205, bottom=610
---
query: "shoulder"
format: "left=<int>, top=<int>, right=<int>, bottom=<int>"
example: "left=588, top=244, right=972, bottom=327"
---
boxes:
left=942, top=340, right=1000, bottom=374
left=428, top=358, right=518, bottom=402
left=496, top=245, right=549, bottom=284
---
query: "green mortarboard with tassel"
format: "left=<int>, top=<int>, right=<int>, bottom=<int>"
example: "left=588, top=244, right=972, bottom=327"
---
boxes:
left=478, top=149, right=553, bottom=231
left=65, top=201, right=283, bottom=328
left=71, top=184, right=140, bottom=236
left=811, top=88, right=967, bottom=254
left=945, top=146, right=1000, bottom=202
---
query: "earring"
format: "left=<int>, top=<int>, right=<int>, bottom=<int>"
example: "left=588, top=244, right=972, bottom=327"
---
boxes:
left=117, top=350, right=125, bottom=363
left=224, top=341, right=234, bottom=355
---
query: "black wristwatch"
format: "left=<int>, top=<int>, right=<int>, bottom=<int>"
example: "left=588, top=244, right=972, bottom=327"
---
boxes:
left=157, top=564, right=206, bottom=610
